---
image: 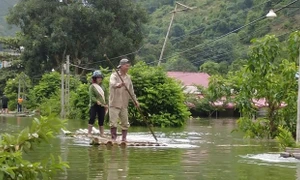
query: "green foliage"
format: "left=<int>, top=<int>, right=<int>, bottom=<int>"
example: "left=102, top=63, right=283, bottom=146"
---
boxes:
left=129, top=62, right=190, bottom=127
left=275, top=125, right=296, bottom=150
left=199, top=61, right=221, bottom=75
left=190, top=75, right=232, bottom=116
left=39, top=93, right=61, bottom=117
left=4, top=73, right=31, bottom=111
left=0, top=116, right=69, bottom=179
left=232, top=34, right=298, bottom=140
left=163, top=56, right=197, bottom=72
left=6, top=0, right=147, bottom=78
left=237, top=117, right=269, bottom=138
left=29, top=72, right=61, bottom=105
left=69, top=83, right=89, bottom=120
left=3, top=78, right=18, bottom=110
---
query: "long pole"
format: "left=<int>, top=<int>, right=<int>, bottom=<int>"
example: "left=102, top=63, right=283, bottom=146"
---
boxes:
left=158, top=4, right=177, bottom=66
left=296, top=47, right=300, bottom=143
left=104, top=54, right=158, bottom=142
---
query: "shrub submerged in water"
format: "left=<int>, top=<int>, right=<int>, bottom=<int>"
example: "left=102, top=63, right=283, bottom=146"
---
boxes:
left=128, top=62, right=190, bottom=127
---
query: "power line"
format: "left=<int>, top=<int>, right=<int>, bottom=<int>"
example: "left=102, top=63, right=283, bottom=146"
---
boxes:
left=157, top=0, right=298, bottom=63
left=189, top=26, right=300, bottom=66
left=170, top=0, right=273, bottom=43
left=145, top=18, right=273, bottom=66
left=69, top=63, right=97, bottom=71
left=69, top=62, right=113, bottom=72
left=79, top=45, right=145, bottom=66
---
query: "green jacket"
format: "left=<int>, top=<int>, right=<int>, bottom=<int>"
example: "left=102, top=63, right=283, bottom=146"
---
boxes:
left=89, top=84, right=106, bottom=107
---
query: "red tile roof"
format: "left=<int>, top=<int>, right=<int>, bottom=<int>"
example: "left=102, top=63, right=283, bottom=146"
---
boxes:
left=167, top=71, right=210, bottom=88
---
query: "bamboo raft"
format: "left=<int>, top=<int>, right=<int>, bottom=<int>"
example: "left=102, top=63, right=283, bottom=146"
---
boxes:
left=63, top=128, right=166, bottom=147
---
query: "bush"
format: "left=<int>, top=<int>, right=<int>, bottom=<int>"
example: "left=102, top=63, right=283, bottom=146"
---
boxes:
left=129, top=62, right=190, bottom=127
left=39, top=93, right=61, bottom=117
left=276, top=125, right=296, bottom=150
left=69, top=83, right=90, bottom=120
left=30, top=72, right=61, bottom=105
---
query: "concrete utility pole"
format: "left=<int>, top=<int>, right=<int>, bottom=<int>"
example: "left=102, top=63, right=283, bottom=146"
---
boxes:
left=17, top=75, right=21, bottom=113
left=158, top=2, right=196, bottom=66
left=18, top=77, right=21, bottom=99
left=60, top=55, right=70, bottom=119
left=297, top=47, right=300, bottom=143
left=60, top=61, right=65, bottom=119
left=65, top=55, right=70, bottom=117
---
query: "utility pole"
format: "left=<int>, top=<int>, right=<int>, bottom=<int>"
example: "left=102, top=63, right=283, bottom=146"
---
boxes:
left=157, top=2, right=196, bottom=66
left=60, top=61, right=65, bottom=119
left=296, top=47, right=300, bottom=143
left=17, top=75, right=21, bottom=113
left=65, top=55, right=70, bottom=117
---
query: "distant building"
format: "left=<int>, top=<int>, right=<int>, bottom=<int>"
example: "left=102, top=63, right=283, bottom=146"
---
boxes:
left=167, top=71, right=210, bottom=94
left=0, top=51, right=19, bottom=69
left=1, top=61, right=12, bottom=68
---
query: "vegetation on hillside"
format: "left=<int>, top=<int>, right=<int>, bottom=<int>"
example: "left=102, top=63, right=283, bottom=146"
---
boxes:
left=1, top=0, right=300, bottom=73
left=136, top=0, right=300, bottom=71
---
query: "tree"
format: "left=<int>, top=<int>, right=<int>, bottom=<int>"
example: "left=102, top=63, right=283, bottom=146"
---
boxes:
left=6, top=0, right=148, bottom=78
left=164, top=56, right=197, bottom=72
left=191, top=75, right=232, bottom=117
left=199, top=60, right=220, bottom=75
left=228, top=59, right=247, bottom=72
left=233, top=35, right=298, bottom=139
left=0, top=36, right=24, bottom=95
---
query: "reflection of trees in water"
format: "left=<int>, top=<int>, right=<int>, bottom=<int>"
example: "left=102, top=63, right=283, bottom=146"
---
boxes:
left=180, top=148, right=209, bottom=179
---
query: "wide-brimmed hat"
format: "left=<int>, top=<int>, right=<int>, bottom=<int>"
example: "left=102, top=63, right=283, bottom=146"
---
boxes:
left=117, top=58, right=130, bottom=69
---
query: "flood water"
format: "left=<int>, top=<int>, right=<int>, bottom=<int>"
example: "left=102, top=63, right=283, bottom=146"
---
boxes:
left=0, top=116, right=299, bottom=180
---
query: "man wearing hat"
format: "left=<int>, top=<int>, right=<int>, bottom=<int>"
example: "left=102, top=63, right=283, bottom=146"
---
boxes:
left=109, top=58, right=139, bottom=142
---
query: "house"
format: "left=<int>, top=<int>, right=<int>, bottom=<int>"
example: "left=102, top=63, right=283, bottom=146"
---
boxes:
left=167, top=71, right=210, bottom=94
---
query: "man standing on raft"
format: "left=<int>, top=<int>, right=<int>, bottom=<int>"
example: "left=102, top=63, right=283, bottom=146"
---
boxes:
left=109, top=58, right=139, bottom=142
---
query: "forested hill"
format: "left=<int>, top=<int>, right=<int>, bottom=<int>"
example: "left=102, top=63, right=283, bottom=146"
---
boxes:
left=136, top=0, right=300, bottom=71
left=0, top=0, right=18, bottom=36
left=1, top=0, right=300, bottom=72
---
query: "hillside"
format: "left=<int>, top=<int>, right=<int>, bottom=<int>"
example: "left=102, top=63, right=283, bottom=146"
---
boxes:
left=1, top=0, right=300, bottom=71
left=0, top=0, right=19, bottom=36
left=136, top=0, right=300, bottom=69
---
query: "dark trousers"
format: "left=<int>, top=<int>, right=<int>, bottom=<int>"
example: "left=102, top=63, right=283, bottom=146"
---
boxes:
left=17, top=103, right=22, bottom=112
left=89, top=104, right=105, bottom=126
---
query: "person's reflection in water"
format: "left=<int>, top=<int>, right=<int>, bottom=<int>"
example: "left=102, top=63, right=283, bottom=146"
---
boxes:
left=88, top=147, right=105, bottom=179
left=17, top=117, right=21, bottom=126
left=106, top=146, right=129, bottom=180
left=0, top=116, right=7, bottom=131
